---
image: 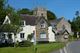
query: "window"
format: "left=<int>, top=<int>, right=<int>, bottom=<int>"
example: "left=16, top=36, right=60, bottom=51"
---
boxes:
left=40, top=32, right=46, bottom=38
left=8, top=34, right=12, bottom=39
left=40, top=20, right=45, bottom=28
left=21, top=20, right=25, bottom=26
left=41, top=24, right=45, bottom=28
left=62, top=25, right=65, bottom=30
left=20, top=33, right=25, bottom=38
left=2, top=34, right=5, bottom=38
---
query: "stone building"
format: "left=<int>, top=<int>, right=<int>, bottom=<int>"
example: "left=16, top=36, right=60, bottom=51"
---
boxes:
left=50, top=17, right=72, bottom=42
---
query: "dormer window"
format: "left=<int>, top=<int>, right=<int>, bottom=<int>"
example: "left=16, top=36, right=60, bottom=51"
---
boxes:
left=21, top=20, right=26, bottom=26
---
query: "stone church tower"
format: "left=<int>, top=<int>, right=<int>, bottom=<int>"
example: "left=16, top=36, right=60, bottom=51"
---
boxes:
left=33, top=7, right=47, bottom=19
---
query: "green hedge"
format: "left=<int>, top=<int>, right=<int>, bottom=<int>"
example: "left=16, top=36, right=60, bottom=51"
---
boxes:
left=18, top=41, right=32, bottom=47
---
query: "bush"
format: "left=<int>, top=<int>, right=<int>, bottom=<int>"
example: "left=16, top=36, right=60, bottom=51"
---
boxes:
left=14, top=41, right=19, bottom=47
left=19, top=40, right=32, bottom=47
left=0, top=43, right=14, bottom=47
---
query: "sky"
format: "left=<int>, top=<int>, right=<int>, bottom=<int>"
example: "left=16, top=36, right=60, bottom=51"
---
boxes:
left=8, top=0, right=80, bottom=20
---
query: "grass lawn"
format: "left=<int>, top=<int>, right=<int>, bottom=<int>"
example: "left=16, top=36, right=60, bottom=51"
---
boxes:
left=0, top=42, right=65, bottom=53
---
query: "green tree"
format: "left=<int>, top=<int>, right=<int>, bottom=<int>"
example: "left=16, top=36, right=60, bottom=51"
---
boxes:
left=17, top=8, right=33, bottom=15
left=27, top=34, right=33, bottom=41
left=0, top=1, right=21, bottom=47
left=0, top=0, right=6, bottom=25
left=5, top=5, right=15, bottom=14
left=71, top=11, right=80, bottom=37
left=47, top=10, right=57, bottom=20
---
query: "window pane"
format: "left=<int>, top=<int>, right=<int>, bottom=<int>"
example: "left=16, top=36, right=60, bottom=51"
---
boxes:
left=20, top=33, right=25, bottom=38
left=40, top=32, right=46, bottom=38
left=21, top=20, right=25, bottom=26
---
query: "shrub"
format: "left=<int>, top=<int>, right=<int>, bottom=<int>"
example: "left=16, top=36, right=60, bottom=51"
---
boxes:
left=19, top=40, right=32, bottom=47
left=0, top=43, right=14, bottom=47
left=15, top=41, right=19, bottom=47
left=27, top=34, right=33, bottom=41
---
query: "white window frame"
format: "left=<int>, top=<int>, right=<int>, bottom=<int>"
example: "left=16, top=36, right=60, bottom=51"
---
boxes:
left=40, top=33, right=46, bottom=38
left=20, top=33, right=25, bottom=38
left=21, top=20, right=26, bottom=26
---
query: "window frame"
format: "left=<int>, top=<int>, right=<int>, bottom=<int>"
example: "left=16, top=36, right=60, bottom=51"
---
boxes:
left=40, top=32, right=46, bottom=38
left=21, top=20, right=25, bottom=26
left=20, top=33, right=25, bottom=38
left=40, top=20, right=46, bottom=28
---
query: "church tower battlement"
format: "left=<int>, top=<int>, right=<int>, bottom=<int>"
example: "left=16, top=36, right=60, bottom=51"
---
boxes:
left=33, top=7, right=47, bottom=19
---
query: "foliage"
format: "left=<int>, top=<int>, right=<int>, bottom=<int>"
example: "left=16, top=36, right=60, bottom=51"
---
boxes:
left=0, top=0, right=21, bottom=32
left=0, top=24, right=14, bottom=32
left=5, top=5, right=15, bottom=15
left=5, top=5, right=21, bottom=25
left=27, top=34, right=33, bottom=41
left=0, top=0, right=5, bottom=9
left=71, top=11, right=80, bottom=32
left=47, top=10, right=57, bottom=20
left=15, top=41, right=19, bottom=47
left=0, top=0, right=6, bottom=25
left=0, top=43, right=14, bottom=47
left=10, top=13, right=21, bottom=25
left=0, top=10, right=6, bottom=25
left=0, top=4, right=21, bottom=33
left=0, top=24, right=20, bottom=32
left=17, top=8, right=33, bottom=15
left=19, top=40, right=32, bottom=47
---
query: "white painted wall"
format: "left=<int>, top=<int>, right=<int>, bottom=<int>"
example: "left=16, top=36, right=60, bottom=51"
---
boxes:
left=0, top=32, right=15, bottom=42
left=16, top=25, right=36, bottom=42
left=48, top=26, right=56, bottom=42
left=12, top=26, right=56, bottom=42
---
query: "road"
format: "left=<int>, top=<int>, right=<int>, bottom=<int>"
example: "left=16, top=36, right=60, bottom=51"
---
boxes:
left=51, top=40, right=80, bottom=53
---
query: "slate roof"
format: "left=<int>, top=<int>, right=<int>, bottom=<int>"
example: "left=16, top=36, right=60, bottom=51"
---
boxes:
left=20, top=14, right=49, bottom=26
left=50, top=17, right=64, bottom=25
left=20, top=14, right=37, bottom=26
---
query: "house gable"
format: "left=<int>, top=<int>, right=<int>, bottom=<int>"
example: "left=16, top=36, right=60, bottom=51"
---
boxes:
left=57, top=18, right=71, bottom=34
left=36, top=16, right=49, bottom=42
left=3, top=15, right=11, bottom=25
left=36, top=16, right=49, bottom=29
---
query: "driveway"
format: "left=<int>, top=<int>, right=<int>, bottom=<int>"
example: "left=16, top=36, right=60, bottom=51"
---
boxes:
left=51, top=40, right=80, bottom=53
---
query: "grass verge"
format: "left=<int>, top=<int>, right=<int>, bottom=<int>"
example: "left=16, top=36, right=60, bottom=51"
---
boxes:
left=0, top=42, right=65, bottom=53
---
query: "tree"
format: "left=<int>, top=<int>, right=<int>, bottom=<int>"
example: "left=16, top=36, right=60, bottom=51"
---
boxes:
left=0, top=5, right=21, bottom=32
left=6, top=6, right=21, bottom=47
left=71, top=11, right=80, bottom=37
left=75, top=11, right=79, bottom=16
left=0, top=0, right=5, bottom=9
left=0, top=0, right=6, bottom=25
left=17, top=8, right=33, bottom=15
left=47, top=10, right=57, bottom=20
left=5, top=5, right=15, bottom=14
left=27, top=34, right=33, bottom=41
left=0, top=2, right=21, bottom=46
